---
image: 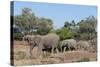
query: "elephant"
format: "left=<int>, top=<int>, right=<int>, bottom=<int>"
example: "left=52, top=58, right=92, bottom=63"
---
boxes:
left=76, top=41, right=90, bottom=51
left=88, top=38, right=97, bottom=52
left=60, top=39, right=77, bottom=52
left=23, top=33, right=60, bottom=57
left=37, top=33, right=60, bottom=54
left=23, top=35, right=41, bottom=57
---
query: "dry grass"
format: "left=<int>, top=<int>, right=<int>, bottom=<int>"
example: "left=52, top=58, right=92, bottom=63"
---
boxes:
left=12, top=41, right=97, bottom=66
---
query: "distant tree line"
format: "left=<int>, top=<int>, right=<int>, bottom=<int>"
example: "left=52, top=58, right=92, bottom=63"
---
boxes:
left=12, top=7, right=97, bottom=41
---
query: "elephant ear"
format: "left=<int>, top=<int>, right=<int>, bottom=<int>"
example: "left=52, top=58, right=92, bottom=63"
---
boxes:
left=34, top=35, right=41, bottom=45
left=24, top=35, right=31, bottom=43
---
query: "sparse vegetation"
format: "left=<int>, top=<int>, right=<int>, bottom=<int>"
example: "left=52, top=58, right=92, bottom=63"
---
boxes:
left=42, top=52, right=51, bottom=58
left=15, top=51, right=26, bottom=60
left=77, top=57, right=90, bottom=62
left=13, top=33, right=23, bottom=41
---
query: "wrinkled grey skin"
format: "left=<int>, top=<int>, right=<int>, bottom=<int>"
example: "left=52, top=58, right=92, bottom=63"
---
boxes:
left=60, top=39, right=77, bottom=52
left=23, top=33, right=60, bottom=57
left=38, top=33, right=59, bottom=51
left=23, top=35, right=41, bottom=57
left=77, top=41, right=90, bottom=51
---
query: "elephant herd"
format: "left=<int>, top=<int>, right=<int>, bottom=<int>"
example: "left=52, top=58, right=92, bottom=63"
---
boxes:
left=23, top=33, right=96, bottom=58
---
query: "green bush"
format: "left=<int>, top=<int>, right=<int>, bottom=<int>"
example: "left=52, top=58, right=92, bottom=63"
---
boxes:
left=80, top=33, right=89, bottom=40
left=56, top=27, right=73, bottom=40
left=15, top=51, right=26, bottom=60
left=37, top=28, right=51, bottom=35
left=13, top=33, right=23, bottom=40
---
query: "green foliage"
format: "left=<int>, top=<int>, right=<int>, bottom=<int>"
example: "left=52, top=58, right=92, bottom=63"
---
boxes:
left=14, top=8, right=53, bottom=35
left=63, top=16, right=97, bottom=41
left=56, top=27, right=73, bottom=40
left=64, top=21, right=71, bottom=28
left=14, top=8, right=36, bottom=31
left=13, top=33, right=23, bottom=41
left=37, top=28, right=51, bottom=35
left=78, top=16, right=97, bottom=40
left=71, top=20, right=76, bottom=26
left=37, top=18, right=53, bottom=35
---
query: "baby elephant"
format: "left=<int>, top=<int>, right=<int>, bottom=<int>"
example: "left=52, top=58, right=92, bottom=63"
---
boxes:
left=76, top=41, right=90, bottom=51
left=60, top=39, right=77, bottom=52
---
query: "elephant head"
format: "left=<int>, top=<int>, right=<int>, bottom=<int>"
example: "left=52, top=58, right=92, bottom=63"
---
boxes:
left=23, top=35, right=42, bottom=57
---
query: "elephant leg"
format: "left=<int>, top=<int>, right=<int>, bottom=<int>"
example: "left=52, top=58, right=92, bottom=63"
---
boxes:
left=60, top=47, right=63, bottom=52
left=29, top=44, right=34, bottom=58
left=42, top=49, right=47, bottom=58
left=38, top=47, right=43, bottom=59
left=22, top=37, right=25, bottom=45
left=40, top=50, right=43, bottom=59
left=43, top=51, right=45, bottom=57
left=39, top=51, right=42, bottom=59
left=64, top=47, right=66, bottom=52
left=68, top=46, right=71, bottom=51
left=51, top=47, right=54, bottom=54
left=55, top=48, right=59, bottom=53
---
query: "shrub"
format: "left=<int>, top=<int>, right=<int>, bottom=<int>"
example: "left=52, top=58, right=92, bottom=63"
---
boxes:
left=77, top=57, right=90, bottom=62
left=15, top=51, right=26, bottom=60
left=56, top=27, right=73, bottom=40
left=13, top=33, right=23, bottom=40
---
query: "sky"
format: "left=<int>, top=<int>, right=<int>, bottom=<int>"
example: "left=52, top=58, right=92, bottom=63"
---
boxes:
left=12, top=1, right=97, bottom=29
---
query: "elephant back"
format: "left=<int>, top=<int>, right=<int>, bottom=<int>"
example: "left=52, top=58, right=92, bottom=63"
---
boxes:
left=77, top=41, right=90, bottom=50
left=60, top=39, right=77, bottom=50
left=61, top=39, right=76, bottom=46
left=23, top=35, right=36, bottom=44
left=41, top=33, right=60, bottom=48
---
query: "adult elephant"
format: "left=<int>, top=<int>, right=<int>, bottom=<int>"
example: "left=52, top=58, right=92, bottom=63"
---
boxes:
left=23, top=34, right=41, bottom=57
left=60, top=39, right=77, bottom=52
left=24, top=33, right=60, bottom=57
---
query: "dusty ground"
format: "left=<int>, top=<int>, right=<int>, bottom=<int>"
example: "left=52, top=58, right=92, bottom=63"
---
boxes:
left=12, top=41, right=97, bottom=66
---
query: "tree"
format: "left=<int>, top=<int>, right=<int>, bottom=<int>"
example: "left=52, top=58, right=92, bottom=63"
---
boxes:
left=22, top=8, right=32, bottom=16
left=14, top=8, right=37, bottom=33
left=78, top=16, right=97, bottom=40
left=37, top=18, right=53, bottom=35
left=56, top=27, right=73, bottom=40
left=14, top=7, right=53, bottom=35
left=71, top=20, right=76, bottom=26
left=64, top=21, right=71, bottom=28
